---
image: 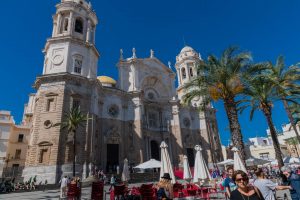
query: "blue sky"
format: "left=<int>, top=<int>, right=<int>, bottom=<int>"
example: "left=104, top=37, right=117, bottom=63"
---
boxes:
left=0, top=0, right=299, bottom=145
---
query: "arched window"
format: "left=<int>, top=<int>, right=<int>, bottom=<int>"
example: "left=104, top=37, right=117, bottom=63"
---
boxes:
left=75, top=18, right=83, bottom=34
left=190, top=67, right=194, bottom=77
left=181, top=68, right=186, bottom=79
left=73, top=55, right=83, bottom=74
left=63, top=18, right=69, bottom=32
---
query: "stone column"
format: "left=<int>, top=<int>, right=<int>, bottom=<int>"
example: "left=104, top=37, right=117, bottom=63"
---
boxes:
left=56, top=13, right=62, bottom=35
left=176, top=69, right=181, bottom=86
left=52, top=17, right=57, bottom=37
left=199, top=111, right=213, bottom=163
left=86, top=19, right=91, bottom=43
left=170, top=100, right=184, bottom=164
left=68, top=11, right=73, bottom=35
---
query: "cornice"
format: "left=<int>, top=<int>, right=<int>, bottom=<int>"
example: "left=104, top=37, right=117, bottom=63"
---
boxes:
left=44, top=36, right=100, bottom=57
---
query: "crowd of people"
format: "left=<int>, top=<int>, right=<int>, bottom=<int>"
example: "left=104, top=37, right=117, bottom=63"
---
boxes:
left=222, top=166, right=300, bottom=200
left=0, top=175, right=47, bottom=193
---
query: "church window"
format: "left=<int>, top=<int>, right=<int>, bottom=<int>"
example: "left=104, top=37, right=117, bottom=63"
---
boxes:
left=148, top=112, right=158, bottom=128
left=39, top=149, right=48, bottom=163
left=75, top=18, right=83, bottom=34
left=190, top=67, right=194, bottom=77
left=15, top=149, right=21, bottom=159
left=44, top=120, right=52, bottom=129
left=72, top=99, right=81, bottom=110
left=108, top=105, right=119, bottom=118
left=147, top=92, right=155, bottom=100
left=18, top=134, right=24, bottom=143
left=183, top=118, right=190, bottom=128
left=73, top=56, right=83, bottom=74
left=181, top=68, right=186, bottom=79
left=46, top=98, right=55, bottom=112
left=63, top=18, right=69, bottom=32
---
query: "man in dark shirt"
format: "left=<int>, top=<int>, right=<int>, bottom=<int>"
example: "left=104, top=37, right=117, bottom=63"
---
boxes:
left=282, top=166, right=300, bottom=200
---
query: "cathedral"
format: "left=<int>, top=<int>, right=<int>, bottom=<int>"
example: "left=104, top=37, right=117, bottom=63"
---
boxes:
left=22, top=0, right=223, bottom=184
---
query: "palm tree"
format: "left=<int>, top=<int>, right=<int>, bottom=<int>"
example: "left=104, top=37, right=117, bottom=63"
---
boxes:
left=289, top=102, right=300, bottom=125
left=268, top=56, right=300, bottom=143
left=54, top=107, right=87, bottom=177
left=240, top=72, right=288, bottom=167
left=182, top=46, right=252, bottom=163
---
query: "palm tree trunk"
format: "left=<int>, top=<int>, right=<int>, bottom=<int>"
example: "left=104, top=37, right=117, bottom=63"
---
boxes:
left=282, top=100, right=300, bottom=144
left=223, top=98, right=246, bottom=164
left=73, top=130, right=76, bottom=177
left=262, top=106, right=284, bottom=168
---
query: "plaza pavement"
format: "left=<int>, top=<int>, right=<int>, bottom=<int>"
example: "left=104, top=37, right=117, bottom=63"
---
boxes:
left=0, top=184, right=292, bottom=200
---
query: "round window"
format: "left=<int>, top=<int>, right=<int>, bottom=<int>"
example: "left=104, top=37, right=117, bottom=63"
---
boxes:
left=44, top=120, right=52, bottom=129
left=108, top=105, right=119, bottom=118
left=183, top=118, right=190, bottom=128
left=147, top=92, right=155, bottom=100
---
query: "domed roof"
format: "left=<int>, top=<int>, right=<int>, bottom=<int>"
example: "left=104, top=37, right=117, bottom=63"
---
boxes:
left=177, top=46, right=200, bottom=62
left=180, top=46, right=195, bottom=53
left=97, top=76, right=117, bottom=85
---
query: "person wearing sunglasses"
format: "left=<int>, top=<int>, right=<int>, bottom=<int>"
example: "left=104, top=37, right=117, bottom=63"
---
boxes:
left=230, top=170, right=264, bottom=200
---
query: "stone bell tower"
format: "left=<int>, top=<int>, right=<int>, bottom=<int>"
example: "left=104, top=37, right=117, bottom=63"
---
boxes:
left=43, top=0, right=99, bottom=78
left=23, top=0, right=100, bottom=184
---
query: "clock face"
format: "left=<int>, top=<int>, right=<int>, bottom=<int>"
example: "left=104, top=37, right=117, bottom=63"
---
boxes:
left=52, top=54, right=64, bottom=65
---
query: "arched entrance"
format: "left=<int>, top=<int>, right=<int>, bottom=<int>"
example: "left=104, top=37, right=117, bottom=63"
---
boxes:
left=186, top=148, right=195, bottom=167
left=150, top=140, right=160, bottom=160
left=106, top=144, right=119, bottom=172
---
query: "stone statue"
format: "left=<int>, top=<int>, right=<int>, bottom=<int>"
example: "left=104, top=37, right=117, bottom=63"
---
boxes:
left=150, top=49, right=154, bottom=58
left=132, top=48, right=137, bottom=58
left=120, top=49, right=123, bottom=60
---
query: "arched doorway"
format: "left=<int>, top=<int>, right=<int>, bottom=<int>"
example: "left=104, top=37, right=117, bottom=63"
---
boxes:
left=186, top=148, right=195, bottom=167
left=106, top=144, right=119, bottom=172
left=150, top=140, right=160, bottom=160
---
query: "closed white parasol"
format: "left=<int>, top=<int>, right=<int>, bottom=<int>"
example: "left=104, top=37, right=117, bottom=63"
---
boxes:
left=193, top=145, right=211, bottom=183
left=160, top=141, right=176, bottom=184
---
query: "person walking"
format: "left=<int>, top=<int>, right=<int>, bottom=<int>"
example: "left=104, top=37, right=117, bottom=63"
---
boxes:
left=156, top=173, right=174, bottom=200
left=223, top=167, right=236, bottom=198
left=59, top=175, right=69, bottom=198
left=253, top=168, right=291, bottom=200
left=282, top=166, right=300, bottom=200
left=230, top=170, right=265, bottom=200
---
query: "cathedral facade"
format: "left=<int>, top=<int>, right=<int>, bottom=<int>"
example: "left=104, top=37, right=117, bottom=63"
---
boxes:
left=22, top=0, right=223, bottom=184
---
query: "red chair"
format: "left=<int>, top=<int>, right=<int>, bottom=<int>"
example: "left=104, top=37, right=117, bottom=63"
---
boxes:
left=67, top=183, right=80, bottom=200
left=91, top=181, right=104, bottom=200
left=140, top=184, right=156, bottom=200
left=111, top=184, right=128, bottom=200
left=173, top=183, right=184, bottom=198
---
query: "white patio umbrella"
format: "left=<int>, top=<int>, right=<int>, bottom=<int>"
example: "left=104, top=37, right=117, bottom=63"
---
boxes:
left=134, top=159, right=161, bottom=169
left=284, top=157, right=300, bottom=164
left=121, top=158, right=130, bottom=182
left=246, top=157, right=270, bottom=166
left=160, top=141, right=176, bottom=184
left=217, top=159, right=234, bottom=166
left=232, top=147, right=247, bottom=173
left=183, top=155, right=192, bottom=180
left=193, top=145, right=211, bottom=183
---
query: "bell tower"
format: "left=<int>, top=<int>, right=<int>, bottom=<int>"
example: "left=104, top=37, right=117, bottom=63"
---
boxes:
left=43, top=0, right=99, bottom=79
left=175, top=46, right=201, bottom=100
left=23, top=0, right=100, bottom=184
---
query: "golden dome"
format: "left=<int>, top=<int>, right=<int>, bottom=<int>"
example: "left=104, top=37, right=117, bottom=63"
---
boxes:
left=97, top=76, right=117, bottom=85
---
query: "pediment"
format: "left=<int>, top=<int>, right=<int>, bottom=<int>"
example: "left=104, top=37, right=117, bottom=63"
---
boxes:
left=142, top=58, right=175, bottom=75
